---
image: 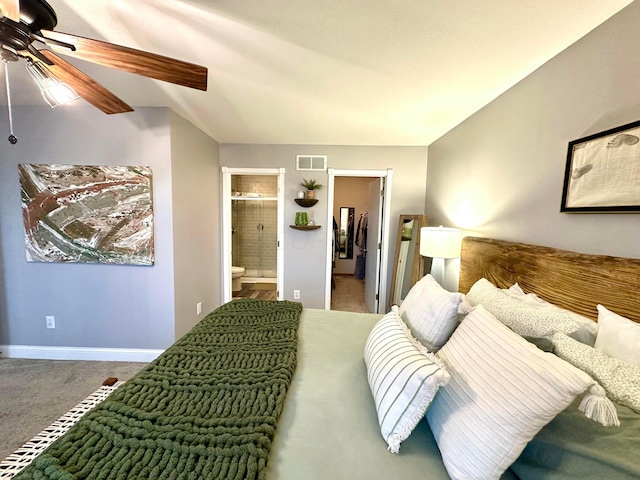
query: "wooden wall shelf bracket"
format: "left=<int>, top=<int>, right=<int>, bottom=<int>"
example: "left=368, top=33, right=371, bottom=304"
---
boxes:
left=289, top=225, right=321, bottom=230
left=294, top=198, right=318, bottom=207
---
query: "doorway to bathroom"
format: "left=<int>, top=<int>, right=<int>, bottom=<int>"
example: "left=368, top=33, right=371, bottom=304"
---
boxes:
left=221, top=167, right=285, bottom=303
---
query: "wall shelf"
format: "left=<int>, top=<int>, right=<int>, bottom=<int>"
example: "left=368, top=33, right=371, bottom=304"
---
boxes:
left=289, top=225, right=321, bottom=230
left=294, top=198, right=318, bottom=207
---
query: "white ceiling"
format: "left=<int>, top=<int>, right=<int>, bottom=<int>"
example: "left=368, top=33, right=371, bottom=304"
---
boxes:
left=4, top=0, right=634, bottom=145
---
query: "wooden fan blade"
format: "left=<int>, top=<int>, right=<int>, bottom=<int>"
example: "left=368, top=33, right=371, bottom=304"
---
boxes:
left=41, top=30, right=208, bottom=91
left=0, top=0, right=20, bottom=22
left=36, top=50, right=134, bottom=114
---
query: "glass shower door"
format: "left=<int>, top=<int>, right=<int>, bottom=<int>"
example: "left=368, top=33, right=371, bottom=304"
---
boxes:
left=231, top=175, right=278, bottom=280
left=222, top=167, right=284, bottom=303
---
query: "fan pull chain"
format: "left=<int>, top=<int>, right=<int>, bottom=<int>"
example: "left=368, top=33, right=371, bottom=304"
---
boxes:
left=3, top=60, right=17, bottom=144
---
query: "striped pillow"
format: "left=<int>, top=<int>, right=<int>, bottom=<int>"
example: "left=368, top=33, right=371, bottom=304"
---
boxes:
left=427, top=305, right=618, bottom=480
left=364, top=307, right=450, bottom=453
left=399, top=274, right=463, bottom=351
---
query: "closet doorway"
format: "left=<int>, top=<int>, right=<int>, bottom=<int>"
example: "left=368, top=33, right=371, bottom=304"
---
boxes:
left=325, top=169, right=393, bottom=313
left=221, top=167, right=285, bottom=303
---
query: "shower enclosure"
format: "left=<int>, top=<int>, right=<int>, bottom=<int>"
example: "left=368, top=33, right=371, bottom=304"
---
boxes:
left=231, top=174, right=278, bottom=280
left=221, top=167, right=284, bottom=303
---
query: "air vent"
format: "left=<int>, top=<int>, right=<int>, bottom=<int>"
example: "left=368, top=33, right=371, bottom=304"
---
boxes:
left=296, top=155, right=327, bottom=171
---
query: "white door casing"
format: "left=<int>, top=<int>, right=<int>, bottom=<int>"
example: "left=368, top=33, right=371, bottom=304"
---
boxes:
left=325, top=168, right=393, bottom=312
left=221, top=167, right=285, bottom=303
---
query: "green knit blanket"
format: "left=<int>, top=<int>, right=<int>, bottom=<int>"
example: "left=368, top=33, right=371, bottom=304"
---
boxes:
left=15, top=299, right=303, bottom=480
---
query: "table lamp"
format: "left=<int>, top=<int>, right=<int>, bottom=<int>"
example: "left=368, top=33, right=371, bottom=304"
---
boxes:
left=420, top=226, right=463, bottom=291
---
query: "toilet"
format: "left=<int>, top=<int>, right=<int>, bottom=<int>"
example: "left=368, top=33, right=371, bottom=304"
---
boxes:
left=232, top=266, right=245, bottom=292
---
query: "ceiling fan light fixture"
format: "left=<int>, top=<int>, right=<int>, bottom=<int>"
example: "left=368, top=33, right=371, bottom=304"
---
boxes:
left=40, top=80, right=79, bottom=108
left=25, top=59, right=79, bottom=108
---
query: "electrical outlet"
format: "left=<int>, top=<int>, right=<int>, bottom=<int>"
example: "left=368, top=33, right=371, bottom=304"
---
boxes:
left=196, top=302, right=202, bottom=315
left=46, top=315, right=55, bottom=329
left=293, top=290, right=300, bottom=300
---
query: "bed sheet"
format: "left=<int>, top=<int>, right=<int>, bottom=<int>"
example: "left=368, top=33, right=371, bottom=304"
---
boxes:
left=511, top=398, right=640, bottom=480
left=267, top=306, right=638, bottom=480
left=265, top=308, right=451, bottom=479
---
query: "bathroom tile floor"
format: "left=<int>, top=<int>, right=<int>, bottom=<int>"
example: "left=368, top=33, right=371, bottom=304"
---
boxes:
left=233, top=283, right=277, bottom=301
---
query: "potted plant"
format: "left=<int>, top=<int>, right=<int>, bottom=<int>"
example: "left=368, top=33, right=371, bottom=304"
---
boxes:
left=299, top=178, right=324, bottom=199
left=300, top=178, right=324, bottom=198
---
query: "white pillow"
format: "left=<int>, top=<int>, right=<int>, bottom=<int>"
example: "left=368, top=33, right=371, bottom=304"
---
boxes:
left=461, top=278, right=582, bottom=338
left=398, top=274, right=463, bottom=351
left=426, top=305, right=618, bottom=480
left=364, top=307, right=450, bottom=453
left=595, top=305, right=640, bottom=365
left=552, top=331, right=640, bottom=413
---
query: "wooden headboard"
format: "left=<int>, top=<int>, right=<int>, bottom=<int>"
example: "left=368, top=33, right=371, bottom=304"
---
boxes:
left=459, top=237, right=640, bottom=323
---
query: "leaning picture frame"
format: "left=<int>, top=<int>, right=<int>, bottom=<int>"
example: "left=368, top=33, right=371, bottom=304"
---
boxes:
left=561, top=119, right=640, bottom=212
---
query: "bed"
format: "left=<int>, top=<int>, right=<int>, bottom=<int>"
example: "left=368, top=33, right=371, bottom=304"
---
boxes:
left=5, top=237, right=640, bottom=480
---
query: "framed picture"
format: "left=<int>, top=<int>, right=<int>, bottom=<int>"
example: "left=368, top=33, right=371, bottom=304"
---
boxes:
left=19, top=164, right=155, bottom=265
left=561, top=119, right=640, bottom=212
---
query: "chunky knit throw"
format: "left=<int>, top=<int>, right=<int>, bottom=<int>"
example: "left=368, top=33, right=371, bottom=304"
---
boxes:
left=15, top=299, right=303, bottom=480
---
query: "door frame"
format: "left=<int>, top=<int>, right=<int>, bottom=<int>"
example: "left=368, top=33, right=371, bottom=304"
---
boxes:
left=221, top=167, right=285, bottom=303
left=324, top=168, right=393, bottom=312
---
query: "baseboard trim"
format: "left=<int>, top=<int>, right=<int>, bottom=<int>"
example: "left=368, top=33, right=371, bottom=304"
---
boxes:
left=0, top=345, right=164, bottom=362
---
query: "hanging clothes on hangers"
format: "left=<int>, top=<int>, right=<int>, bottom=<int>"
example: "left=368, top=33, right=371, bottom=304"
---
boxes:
left=355, top=211, right=368, bottom=251
left=332, top=216, right=339, bottom=264
left=354, top=212, right=368, bottom=280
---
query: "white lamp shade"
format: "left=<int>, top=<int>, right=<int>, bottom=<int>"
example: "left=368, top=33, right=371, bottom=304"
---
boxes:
left=420, top=226, right=462, bottom=259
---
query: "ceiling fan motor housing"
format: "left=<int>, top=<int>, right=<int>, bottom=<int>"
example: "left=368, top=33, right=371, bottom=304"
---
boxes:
left=0, top=0, right=57, bottom=58
left=0, top=17, right=32, bottom=53
left=17, top=0, right=57, bottom=32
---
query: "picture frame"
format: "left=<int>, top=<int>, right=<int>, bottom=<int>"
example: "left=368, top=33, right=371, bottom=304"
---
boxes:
left=561, top=119, right=640, bottom=213
left=19, top=164, right=155, bottom=265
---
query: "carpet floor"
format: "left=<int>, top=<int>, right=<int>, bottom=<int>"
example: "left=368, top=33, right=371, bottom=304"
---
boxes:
left=1, top=281, right=368, bottom=462
left=331, top=274, right=370, bottom=313
left=0, top=358, right=146, bottom=461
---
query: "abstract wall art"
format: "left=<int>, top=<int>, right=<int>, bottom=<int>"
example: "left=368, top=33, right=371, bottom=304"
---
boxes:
left=19, top=164, right=155, bottom=265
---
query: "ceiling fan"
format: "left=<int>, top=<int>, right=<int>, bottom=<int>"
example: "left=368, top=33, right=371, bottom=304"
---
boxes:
left=0, top=0, right=208, bottom=141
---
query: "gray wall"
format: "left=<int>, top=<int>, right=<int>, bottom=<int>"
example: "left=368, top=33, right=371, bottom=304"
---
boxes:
left=426, top=1, right=640, bottom=259
left=0, top=106, right=221, bottom=352
left=220, top=144, right=428, bottom=308
left=170, top=112, right=221, bottom=339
